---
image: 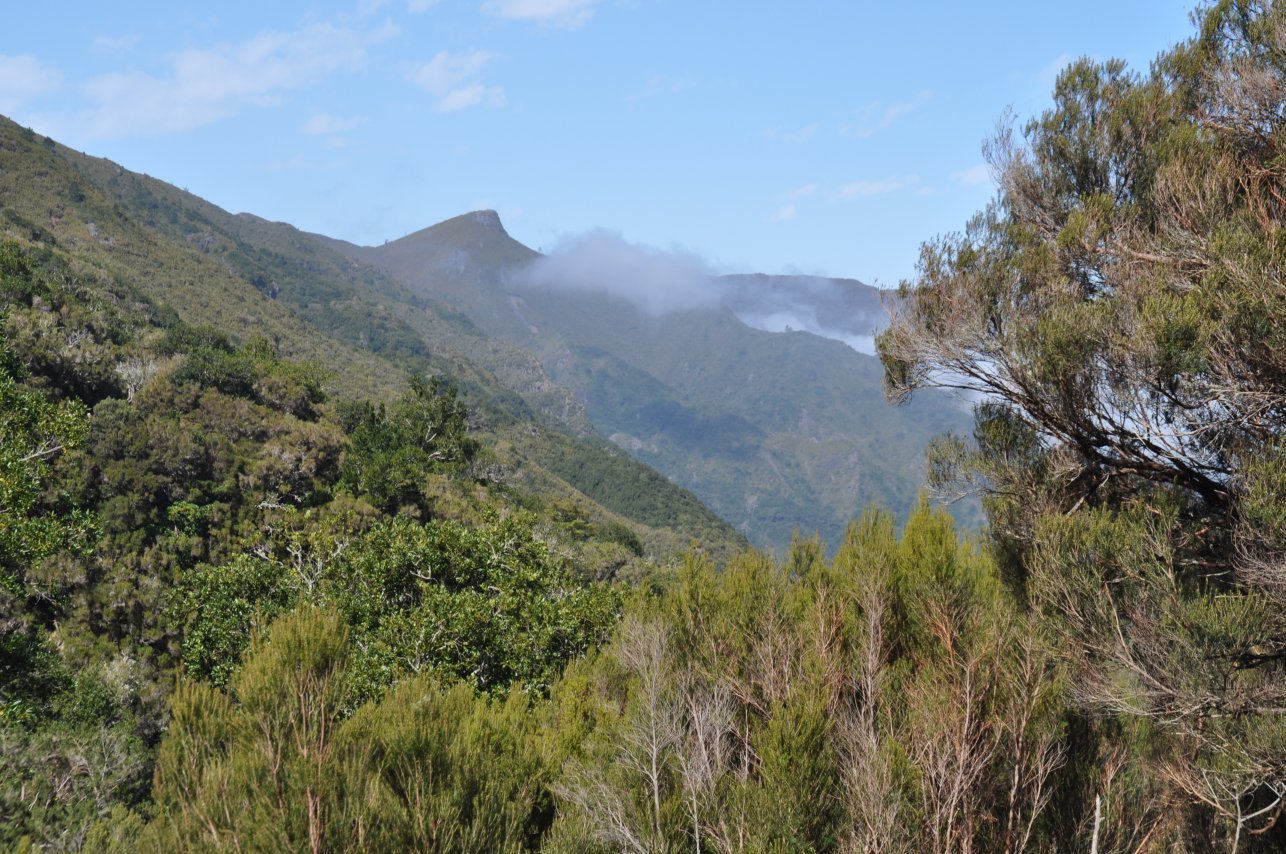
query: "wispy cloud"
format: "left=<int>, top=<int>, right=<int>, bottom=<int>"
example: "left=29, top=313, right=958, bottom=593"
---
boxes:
left=520, top=231, right=884, bottom=353
left=517, top=230, right=717, bottom=315
left=835, top=175, right=919, bottom=199
left=301, top=112, right=368, bottom=135
left=850, top=90, right=933, bottom=139
left=722, top=275, right=886, bottom=355
left=0, top=54, right=62, bottom=114
left=437, top=82, right=505, bottom=111
left=482, top=0, right=598, bottom=28
left=78, top=21, right=393, bottom=139
left=786, top=182, right=817, bottom=199
left=771, top=204, right=797, bottom=222
left=409, top=50, right=505, bottom=111
left=951, top=163, right=992, bottom=186
left=1037, top=52, right=1076, bottom=85
left=407, top=0, right=440, bottom=11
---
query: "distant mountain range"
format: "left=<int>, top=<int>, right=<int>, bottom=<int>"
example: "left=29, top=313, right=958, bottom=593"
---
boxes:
left=2, top=114, right=970, bottom=552
left=322, top=211, right=973, bottom=550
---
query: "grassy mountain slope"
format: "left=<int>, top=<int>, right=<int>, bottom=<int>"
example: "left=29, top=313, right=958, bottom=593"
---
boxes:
left=0, top=116, right=743, bottom=560
left=0, top=126, right=401, bottom=401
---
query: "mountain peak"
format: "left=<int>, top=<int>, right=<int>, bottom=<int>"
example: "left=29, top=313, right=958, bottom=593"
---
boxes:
left=389, top=208, right=523, bottom=250
left=415, top=209, right=512, bottom=243
left=361, top=208, right=538, bottom=274
left=466, top=209, right=506, bottom=234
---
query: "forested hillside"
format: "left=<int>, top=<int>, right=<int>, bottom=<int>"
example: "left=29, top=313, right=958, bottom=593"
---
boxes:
left=0, top=115, right=741, bottom=559
left=0, top=241, right=665, bottom=847
left=3, top=1, right=1286, bottom=850
left=325, top=212, right=972, bottom=552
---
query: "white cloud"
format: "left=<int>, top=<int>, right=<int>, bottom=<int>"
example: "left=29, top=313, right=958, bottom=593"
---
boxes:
left=517, top=230, right=718, bottom=315
left=723, top=276, right=886, bottom=355
left=520, top=231, right=883, bottom=352
left=0, top=54, right=62, bottom=114
left=437, top=82, right=506, bottom=111
left=482, top=0, right=598, bottom=28
left=409, top=50, right=505, bottom=112
left=787, top=182, right=817, bottom=199
left=951, top=163, right=992, bottom=186
left=301, top=112, right=368, bottom=134
left=411, top=50, right=492, bottom=93
left=771, top=204, right=797, bottom=222
left=407, top=0, right=440, bottom=10
left=851, top=90, right=933, bottom=139
left=80, top=21, right=394, bottom=139
left=836, top=176, right=917, bottom=199
left=736, top=308, right=877, bottom=355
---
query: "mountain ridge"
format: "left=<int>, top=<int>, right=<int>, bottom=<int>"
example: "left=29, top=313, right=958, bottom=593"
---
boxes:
left=0, top=115, right=745, bottom=560
left=324, top=209, right=974, bottom=550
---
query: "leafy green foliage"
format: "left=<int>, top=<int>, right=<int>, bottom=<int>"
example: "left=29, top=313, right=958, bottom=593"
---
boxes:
left=0, top=343, right=94, bottom=593
left=178, top=514, right=620, bottom=702
left=0, top=233, right=673, bottom=847
left=539, top=430, right=731, bottom=539
left=878, top=1, right=1286, bottom=844
left=337, top=375, right=478, bottom=514
left=549, top=502, right=1065, bottom=852
left=137, top=607, right=552, bottom=853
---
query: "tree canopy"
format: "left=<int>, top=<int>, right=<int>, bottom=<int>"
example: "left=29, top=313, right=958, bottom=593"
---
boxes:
left=879, top=0, right=1286, bottom=842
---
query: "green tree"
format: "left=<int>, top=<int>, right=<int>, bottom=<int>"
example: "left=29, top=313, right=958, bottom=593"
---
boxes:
left=878, top=2, right=1286, bottom=845
left=0, top=331, right=96, bottom=726
left=137, top=606, right=551, bottom=853
left=0, top=328, right=151, bottom=851
left=338, top=376, right=479, bottom=515
left=0, top=332, right=94, bottom=595
left=176, top=514, right=620, bottom=700
left=549, top=504, right=1060, bottom=852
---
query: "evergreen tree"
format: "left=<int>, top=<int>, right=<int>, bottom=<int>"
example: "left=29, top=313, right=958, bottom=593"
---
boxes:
left=878, top=1, right=1286, bottom=844
left=136, top=606, right=551, bottom=853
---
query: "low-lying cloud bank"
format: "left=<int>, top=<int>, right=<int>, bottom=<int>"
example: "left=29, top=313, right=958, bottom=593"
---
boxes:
left=517, top=229, right=720, bottom=315
left=720, top=274, right=884, bottom=356
left=733, top=309, right=877, bottom=355
left=514, top=230, right=887, bottom=355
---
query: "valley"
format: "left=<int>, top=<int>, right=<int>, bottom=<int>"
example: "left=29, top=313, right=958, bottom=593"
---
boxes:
left=5, top=3, right=1280, bottom=845
left=326, top=209, right=972, bottom=550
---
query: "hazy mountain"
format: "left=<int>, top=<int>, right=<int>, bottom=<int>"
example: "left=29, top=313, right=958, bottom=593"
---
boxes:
left=0, top=116, right=744, bottom=560
left=719, top=273, right=885, bottom=355
left=1, top=111, right=970, bottom=552
left=325, top=211, right=973, bottom=551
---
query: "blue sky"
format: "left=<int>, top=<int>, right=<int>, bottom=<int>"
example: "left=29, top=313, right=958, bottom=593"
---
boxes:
left=4, top=1, right=1195, bottom=287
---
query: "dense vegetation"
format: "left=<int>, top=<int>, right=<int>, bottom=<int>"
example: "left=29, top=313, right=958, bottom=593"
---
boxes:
left=880, top=0, right=1286, bottom=846
left=6, top=1, right=1286, bottom=850
left=0, top=112, right=745, bottom=563
left=0, top=244, right=634, bottom=848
